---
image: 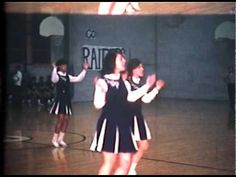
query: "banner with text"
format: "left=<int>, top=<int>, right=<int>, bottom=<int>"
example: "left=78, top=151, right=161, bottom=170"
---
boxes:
left=82, top=45, right=126, bottom=70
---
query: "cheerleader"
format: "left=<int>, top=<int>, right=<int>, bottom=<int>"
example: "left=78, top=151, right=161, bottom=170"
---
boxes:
left=50, top=59, right=88, bottom=148
left=126, top=58, right=165, bottom=175
left=90, top=50, right=156, bottom=175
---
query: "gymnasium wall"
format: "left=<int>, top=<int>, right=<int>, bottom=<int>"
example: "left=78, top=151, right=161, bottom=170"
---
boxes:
left=66, top=14, right=234, bottom=102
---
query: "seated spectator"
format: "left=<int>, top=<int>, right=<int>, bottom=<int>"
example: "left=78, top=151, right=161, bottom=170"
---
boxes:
left=27, top=76, right=39, bottom=106
left=44, top=75, right=55, bottom=107
left=37, top=76, right=47, bottom=106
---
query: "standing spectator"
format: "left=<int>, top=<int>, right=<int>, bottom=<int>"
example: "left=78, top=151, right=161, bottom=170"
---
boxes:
left=12, top=65, right=23, bottom=109
left=224, top=65, right=235, bottom=127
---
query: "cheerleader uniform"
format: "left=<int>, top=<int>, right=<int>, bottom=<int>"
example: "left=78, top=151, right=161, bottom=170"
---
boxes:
left=90, top=74, right=138, bottom=153
left=128, top=76, right=159, bottom=141
left=50, top=73, right=72, bottom=115
left=50, top=67, right=87, bottom=116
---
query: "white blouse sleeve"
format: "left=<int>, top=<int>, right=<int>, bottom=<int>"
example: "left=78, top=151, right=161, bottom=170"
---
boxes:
left=51, top=67, right=59, bottom=83
left=141, top=87, right=159, bottom=103
left=124, top=80, right=150, bottom=102
left=93, top=79, right=108, bottom=109
left=69, top=69, right=87, bottom=83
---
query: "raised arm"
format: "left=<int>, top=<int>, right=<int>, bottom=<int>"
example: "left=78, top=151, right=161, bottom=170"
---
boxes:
left=51, top=63, right=59, bottom=83
left=125, top=74, right=156, bottom=102
left=69, top=62, right=89, bottom=83
left=142, top=79, right=165, bottom=103
left=125, top=80, right=149, bottom=102
left=141, top=87, right=159, bottom=103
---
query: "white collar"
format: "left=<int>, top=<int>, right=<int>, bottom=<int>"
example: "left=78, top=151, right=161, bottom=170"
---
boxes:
left=104, top=73, right=120, bottom=80
left=132, top=76, right=141, bottom=84
left=58, top=71, right=67, bottom=76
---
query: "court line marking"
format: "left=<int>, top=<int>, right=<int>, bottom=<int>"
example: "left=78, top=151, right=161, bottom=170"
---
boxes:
left=4, top=131, right=86, bottom=150
left=4, top=131, right=234, bottom=173
left=142, top=157, right=234, bottom=173
left=4, top=135, right=32, bottom=142
left=67, top=146, right=234, bottom=173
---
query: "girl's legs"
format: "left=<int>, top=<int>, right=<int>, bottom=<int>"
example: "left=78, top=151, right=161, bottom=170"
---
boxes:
left=113, top=153, right=132, bottom=175
left=52, top=114, right=65, bottom=147
left=58, top=115, right=69, bottom=146
left=98, top=151, right=117, bottom=175
left=128, top=140, right=149, bottom=175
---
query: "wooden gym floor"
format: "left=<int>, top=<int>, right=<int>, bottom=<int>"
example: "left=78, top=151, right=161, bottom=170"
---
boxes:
left=3, top=98, right=235, bottom=175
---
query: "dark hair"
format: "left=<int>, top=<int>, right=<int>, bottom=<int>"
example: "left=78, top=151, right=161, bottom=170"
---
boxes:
left=15, top=65, right=21, bottom=70
left=56, top=59, right=68, bottom=67
left=127, top=58, right=141, bottom=76
left=100, top=49, right=124, bottom=76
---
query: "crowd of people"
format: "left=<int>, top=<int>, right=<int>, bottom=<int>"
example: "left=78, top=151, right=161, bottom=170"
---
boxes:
left=7, top=66, right=55, bottom=109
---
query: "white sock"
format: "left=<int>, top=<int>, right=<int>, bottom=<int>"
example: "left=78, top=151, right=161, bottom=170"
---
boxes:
left=128, top=163, right=137, bottom=175
left=58, top=132, right=65, bottom=142
left=52, top=133, right=58, bottom=141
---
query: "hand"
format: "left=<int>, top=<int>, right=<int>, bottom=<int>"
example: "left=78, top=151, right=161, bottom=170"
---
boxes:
left=93, top=76, right=99, bottom=86
left=145, top=74, right=156, bottom=88
left=156, top=79, right=165, bottom=90
left=52, top=63, right=56, bottom=68
left=83, top=61, right=89, bottom=70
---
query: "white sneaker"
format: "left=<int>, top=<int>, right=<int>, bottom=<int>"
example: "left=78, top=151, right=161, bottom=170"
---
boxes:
left=58, top=140, right=67, bottom=147
left=52, top=139, right=59, bottom=148
left=128, top=169, right=137, bottom=175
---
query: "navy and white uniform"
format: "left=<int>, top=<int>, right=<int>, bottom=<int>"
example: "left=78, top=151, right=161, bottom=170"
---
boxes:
left=90, top=74, right=151, bottom=153
left=127, top=76, right=159, bottom=141
left=50, top=67, right=86, bottom=115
